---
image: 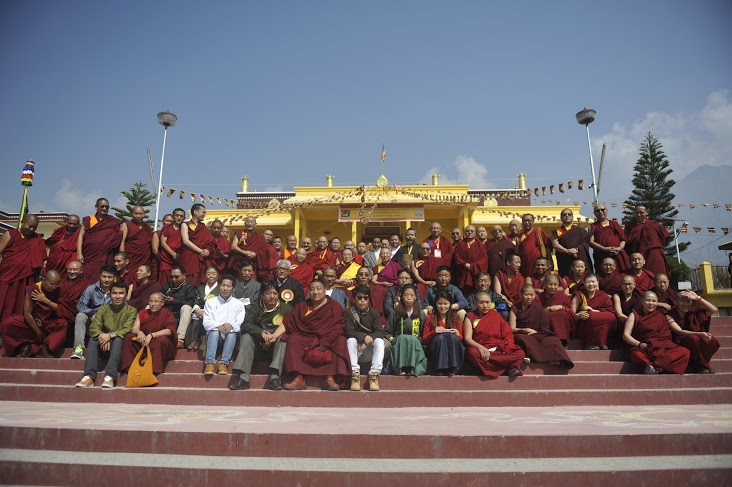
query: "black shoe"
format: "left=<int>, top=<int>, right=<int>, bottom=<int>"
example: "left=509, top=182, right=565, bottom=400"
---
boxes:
left=228, top=378, right=250, bottom=390
left=16, top=344, right=32, bottom=358
left=504, top=367, right=521, bottom=377
left=35, top=346, right=52, bottom=358
left=268, top=377, right=283, bottom=391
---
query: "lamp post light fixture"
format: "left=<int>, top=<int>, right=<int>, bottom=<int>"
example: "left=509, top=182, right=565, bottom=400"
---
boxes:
left=672, top=220, right=689, bottom=263
left=153, top=111, right=177, bottom=231
left=576, top=107, right=599, bottom=203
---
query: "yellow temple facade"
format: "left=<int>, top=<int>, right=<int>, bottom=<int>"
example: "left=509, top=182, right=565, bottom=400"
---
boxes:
left=206, top=173, right=592, bottom=243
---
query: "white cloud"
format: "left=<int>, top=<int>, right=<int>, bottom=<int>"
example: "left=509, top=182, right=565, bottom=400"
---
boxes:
left=417, top=155, right=496, bottom=188
left=592, top=89, right=732, bottom=201
left=34, top=179, right=127, bottom=217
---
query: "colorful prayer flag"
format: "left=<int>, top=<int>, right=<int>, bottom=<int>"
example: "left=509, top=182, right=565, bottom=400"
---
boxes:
left=167, top=188, right=176, bottom=197
left=381, top=145, right=386, bottom=163
left=20, top=160, right=35, bottom=186
left=708, top=228, right=716, bottom=234
left=568, top=181, right=573, bottom=189
left=558, top=183, right=564, bottom=193
left=723, top=228, right=730, bottom=235
left=578, top=179, right=584, bottom=190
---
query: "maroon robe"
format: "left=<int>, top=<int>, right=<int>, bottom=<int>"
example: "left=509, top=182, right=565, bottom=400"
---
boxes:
left=615, top=291, right=643, bottom=328
left=652, top=287, right=677, bottom=314
left=120, top=308, right=177, bottom=374
left=127, top=279, right=163, bottom=311
left=487, top=237, right=515, bottom=276
left=625, top=219, right=671, bottom=276
left=590, top=221, right=630, bottom=273
left=511, top=301, right=573, bottom=367
left=233, top=230, right=276, bottom=280
left=493, top=270, right=525, bottom=306
left=179, top=220, right=215, bottom=285
left=668, top=308, right=720, bottom=370
left=465, top=310, right=525, bottom=378
left=414, top=256, right=439, bottom=300
left=598, top=270, right=622, bottom=297
left=45, top=226, right=80, bottom=279
left=518, top=228, right=550, bottom=278
left=576, top=290, right=616, bottom=347
left=122, top=220, right=152, bottom=276
left=553, top=225, right=592, bottom=277
left=627, top=309, right=689, bottom=374
left=0, top=229, right=46, bottom=322
left=81, top=215, right=121, bottom=279
left=538, top=290, right=576, bottom=341
left=373, top=260, right=402, bottom=285
left=308, top=248, right=337, bottom=274
left=423, top=236, right=453, bottom=269
left=527, top=272, right=548, bottom=292
left=56, top=277, right=90, bottom=322
left=1, top=284, right=66, bottom=356
left=623, top=269, right=655, bottom=294
left=452, top=239, right=488, bottom=293
left=159, top=224, right=182, bottom=285
left=209, top=235, right=232, bottom=275
left=282, top=297, right=350, bottom=381
left=290, top=263, right=315, bottom=290
left=561, top=275, right=584, bottom=296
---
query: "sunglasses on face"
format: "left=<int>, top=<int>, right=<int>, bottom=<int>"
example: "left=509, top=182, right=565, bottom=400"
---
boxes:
left=355, top=295, right=369, bottom=300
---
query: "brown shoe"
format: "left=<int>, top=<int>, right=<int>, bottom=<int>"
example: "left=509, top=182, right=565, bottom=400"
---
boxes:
left=283, top=375, right=307, bottom=390
left=323, top=376, right=340, bottom=391
left=217, top=363, right=229, bottom=375
left=350, top=372, right=361, bottom=391
left=177, top=340, right=184, bottom=349
left=203, top=363, right=215, bottom=376
left=16, top=344, right=32, bottom=358
left=368, top=371, right=380, bottom=391
left=35, top=346, right=52, bottom=358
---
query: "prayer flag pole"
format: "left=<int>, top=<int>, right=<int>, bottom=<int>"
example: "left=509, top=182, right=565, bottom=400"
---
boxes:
left=153, top=112, right=177, bottom=231
left=18, top=160, right=35, bottom=227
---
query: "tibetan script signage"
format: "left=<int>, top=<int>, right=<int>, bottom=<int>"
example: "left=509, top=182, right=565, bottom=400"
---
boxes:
left=338, top=204, right=425, bottom=222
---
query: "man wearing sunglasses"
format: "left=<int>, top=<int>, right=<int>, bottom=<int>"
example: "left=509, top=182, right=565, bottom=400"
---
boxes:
left=589, top=203, right=629, bottom=273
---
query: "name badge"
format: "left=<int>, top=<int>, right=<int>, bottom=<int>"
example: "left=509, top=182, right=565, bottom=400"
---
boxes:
left=434, top=249, right=442, bottom=259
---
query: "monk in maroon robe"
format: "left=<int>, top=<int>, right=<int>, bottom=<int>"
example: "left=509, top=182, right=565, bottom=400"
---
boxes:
left=538, top=274, right=576, bottom=342
left=613, top=275, right=643, bottom=329
left=452, top=225, right=488, bottom=295
left=623, top=291, right=690, bottom=374
left=45, top=214, right=81, bottom=279
left=510, top=284, right=573, bottom=368
left=492, top=253, right=525, bottom=307
left=624, top=205, right=671, bottom=277
left=119, top=206, right=152, bottom=277
left=464, top=297, right=525, bottom=378
left=551, top=209, right=592, bottom=277
left=179, top=204, right=215, bottom=285
left=487, top=226, right=516, bottom=276
left=561, top=259, right=587, bottom=297
left=150, top=214, right=173, bottom=282
left=650, top=273, right=676, bottom=314
left=372, top=248, right=402, bottom=287
left=598, top=257, right=622, bottom=297
left=231, top=216, right=275, bottom=280
left=589, top=204, right=629, bottom=273
left=517, top=214, right=550, bottom=278
left=77, top=198, right=122, bottom=279
left=308, top=236, right=337, bottom=275
left=572, top=274, right=616, bottom=349
left=0, top=215, right=46, bottom=322
left=159, top=209, right=185, bottom=286
left=526, top=257, right=551, bottom=293
left=121, top=293, right=177, bottom=375
left=1, top=270, right=65, bottom=357
left=56, top=261, right=90, bottom=322
left=623, top=253, right=655, bottom=293
left=668, top=291, right=720, bottom=374
left=423, top=222, right=453, bottom=269
left=207, top=219, right=232, bottom=275
left=282, top=280, right=350, bottom=390
left=412, top=244, right=438, bottom=298
left=127, top=265, right=162, bottom=311
left=290, top=249, right=315, bottom=290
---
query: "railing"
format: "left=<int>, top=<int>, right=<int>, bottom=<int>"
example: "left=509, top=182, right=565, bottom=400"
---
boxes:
left=690, top=267, right=703, bottom=291
left=710, top=265, right=732, bottom=289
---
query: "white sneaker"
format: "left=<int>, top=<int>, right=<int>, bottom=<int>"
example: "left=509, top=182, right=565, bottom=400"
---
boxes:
left=101, top=376, right=115, bottom=389
left=523, top=357, right=531, bottom=363
left=75, top=375, right=94, bottom=388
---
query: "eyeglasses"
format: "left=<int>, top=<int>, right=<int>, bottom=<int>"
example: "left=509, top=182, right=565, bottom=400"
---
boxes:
left=97, top=205, right=109, bottom=209
left=594, top=208, right=607, bottom=213
left=276, top=267, right=289, bottom=270
left=420, top=247, right=431, bottom=251
left=355, top=295, right=369, bottom=300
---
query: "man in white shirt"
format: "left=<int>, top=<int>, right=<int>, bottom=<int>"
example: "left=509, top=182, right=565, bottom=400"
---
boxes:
left=203, top=275, right=245, bottom=376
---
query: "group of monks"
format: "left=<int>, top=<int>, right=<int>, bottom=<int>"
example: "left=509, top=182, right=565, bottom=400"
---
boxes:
left=0, top=198, right=720, bottom=385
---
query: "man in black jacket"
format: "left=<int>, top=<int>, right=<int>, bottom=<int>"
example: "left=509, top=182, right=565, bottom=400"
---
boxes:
left=161, top=265, right=200, bottom=348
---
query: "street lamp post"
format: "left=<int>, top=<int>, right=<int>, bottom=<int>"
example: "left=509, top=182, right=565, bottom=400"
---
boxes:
left=153, top=111, right=177, bottom=231
left=672, top=220, right=688, bottom=263
left=576, top=108, right=599, bottom=203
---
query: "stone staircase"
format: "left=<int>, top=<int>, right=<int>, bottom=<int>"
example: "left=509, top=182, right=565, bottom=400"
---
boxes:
left=1, top=318, right=731, bottom=486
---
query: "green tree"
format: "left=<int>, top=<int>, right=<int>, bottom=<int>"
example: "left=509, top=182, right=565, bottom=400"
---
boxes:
left=112, top=181, right=155, bottom=222
left=622, top=132, right=690, bottom=253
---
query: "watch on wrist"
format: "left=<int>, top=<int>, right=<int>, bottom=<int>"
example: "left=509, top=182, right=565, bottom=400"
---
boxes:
left=110, top=332, right=116, bottom=339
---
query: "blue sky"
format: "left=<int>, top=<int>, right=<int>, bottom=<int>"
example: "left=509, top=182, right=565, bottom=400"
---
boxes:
left=1, top=1, right=730, bottom=260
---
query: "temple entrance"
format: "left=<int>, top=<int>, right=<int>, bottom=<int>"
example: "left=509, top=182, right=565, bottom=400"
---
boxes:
left=362, top=225, right=401, bottom=242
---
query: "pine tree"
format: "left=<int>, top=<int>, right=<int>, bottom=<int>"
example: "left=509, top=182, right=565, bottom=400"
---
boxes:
left=112, top=181, right=155, bottom=223
left=622, top=132, right=690, bottom=261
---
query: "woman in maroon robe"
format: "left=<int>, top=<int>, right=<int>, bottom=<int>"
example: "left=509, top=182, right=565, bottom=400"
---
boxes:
left=492, top=253, right=525, bottom=307
left=372, top=248, right=402, bottom=287
left=463, top=292, right=525, bottom=378
left=589, top=204, right=629, bottom=273
left=412, top=244, right=438, bottom=299
left=119, top=207, right=152, bottom=277
left=290, top=249, right=315, bottom=290
left=597, top=257, right=622, bottom=297
left=551, top=209, right=592, bottom=277
left=613, top=275, right=642, bottom=329
left=668, top=291, right=720, bottom=374
left=623, top=291, right=690, bottom=374
left=538, top=274, right=576, bottom=343
left=78, top=200, right=122, bottom=279
left=282, top=279, right=350, bottom=391
left=121, top=292, right=177, bottom=375
left=0, top=217, right=47, bottom=322
left=127, top=265, right=162, bottom=311
left=571, top=274, right=616, bottom=350
left=510, top=284, right=574, bottom=368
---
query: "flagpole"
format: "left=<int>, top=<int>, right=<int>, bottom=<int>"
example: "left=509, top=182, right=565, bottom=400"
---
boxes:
left=17, top=186, right=28, bottom=227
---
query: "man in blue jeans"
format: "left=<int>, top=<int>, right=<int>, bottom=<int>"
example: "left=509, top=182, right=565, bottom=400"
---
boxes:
left=203, top=275, right=245, bottom=376
left=74, top=282, right=136, bottom=388
left=71, top=264, right=116, bottom=359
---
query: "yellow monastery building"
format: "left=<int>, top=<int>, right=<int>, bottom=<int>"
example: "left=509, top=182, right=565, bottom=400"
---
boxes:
left=206, top=173, right=592, bottom=243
